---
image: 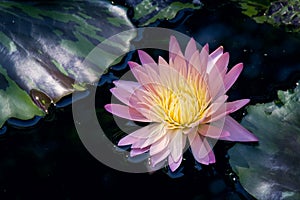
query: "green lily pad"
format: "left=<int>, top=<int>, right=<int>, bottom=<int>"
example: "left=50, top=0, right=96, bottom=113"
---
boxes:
left=229, top=81, right=300, bottom=199
left=0, top=66, right=44, bottom=128
left=0, top=1, right=136, bottom=129
left=125, top=0, right=202, bottom=26
left=232, top=0, right=300, bottom=32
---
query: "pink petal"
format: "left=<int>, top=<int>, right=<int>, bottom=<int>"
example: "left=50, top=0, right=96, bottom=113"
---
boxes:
left=208, top=46, right=224, bottom=64
left=197, top=124, right=230, bottom=139
left=158, top=56, right=169, bottom=66
left=105, top=104, right=150, bottom=122
left=203, top=98, right=249, bottom=124
left=128, top=61, right=149, bottom=83
left=224, top=63, right=243, bottom=93
left=225, top=99, right=250, bottom=114
left=140, top=127, right=166, bottom=148
left=212, top=52, right=229, bottom=77
left=151, top=148, right=170, bottom=167
left=113, top=80, right=140, bottom=92
left=128, top=61, right=160, bottom=89
left=172, top=53, right=188, bottom=77
left=188, top=132, right=216, bottom=164
left=205, top=95, right=228, bottom=115
left=130, top=147, right=150, bottom=156
left=110, top=81, right=140, bottom=105
left=128, top=60, right=141, bottom=70
left=118, top=124, right=159, bottom=146
left=207, top=46, right=223, bottom=73
left=149, top=135, right=169, bottom=156
left=168, top=155, right=183, bottom=172
left=138, top=50, right=157, bottom=67
left=207, top=70, right=225, bottom=99
left=184, top=37, right=197, bottom=61
left=199, top=44, right=209, bottom=73
left=188, top=50, right=201, bottom=74
left=169, top=129, right=184, bottom=163
left=169, top=35, right=183, bottom=61
left=221, top=116, right=258, bottom=142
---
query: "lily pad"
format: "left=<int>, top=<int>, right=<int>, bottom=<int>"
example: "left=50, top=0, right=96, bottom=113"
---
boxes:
left=124, top=0, right=202, bottom=26
left=0, top=1, right=136, bottom=129
left=229, top=81, right=300, bottom=199
left=231, top=0, right=300, bottom=32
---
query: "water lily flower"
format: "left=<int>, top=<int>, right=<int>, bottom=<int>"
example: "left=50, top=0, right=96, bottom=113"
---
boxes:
left=105, top=36, right=258, bottom=172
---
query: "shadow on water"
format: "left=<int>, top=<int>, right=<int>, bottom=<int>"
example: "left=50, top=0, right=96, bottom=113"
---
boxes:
left=0, top=0, right=299, bottom=199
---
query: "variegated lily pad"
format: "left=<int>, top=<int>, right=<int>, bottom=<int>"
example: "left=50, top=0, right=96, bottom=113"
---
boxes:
left=229, top=81, right=300, bottom=199
left=232, top=0, right=300, bottom=32
left=0, top=1, right=136, bottom=129
left=125, top=0, right=202, bottom=26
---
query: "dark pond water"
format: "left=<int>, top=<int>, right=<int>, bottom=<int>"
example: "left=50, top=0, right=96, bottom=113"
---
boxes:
left=0, top=0, right=300, bottom=199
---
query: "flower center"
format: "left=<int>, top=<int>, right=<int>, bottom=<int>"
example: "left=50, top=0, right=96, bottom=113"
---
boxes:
left=148, top=77, right=209, bottom=129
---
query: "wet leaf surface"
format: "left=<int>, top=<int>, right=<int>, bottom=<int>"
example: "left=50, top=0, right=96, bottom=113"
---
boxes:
left=232, top=0, right=300, bottom=32
left=0, top=0, right=136, bottom=129
left=229, top=81, right=300, bottom=200
left=122, top=0, right=202, bottom=26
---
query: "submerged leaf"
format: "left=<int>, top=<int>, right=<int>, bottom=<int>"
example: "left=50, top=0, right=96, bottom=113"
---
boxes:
left=0, top=1, right=136, bottom=129
left=229, top=81, right=300, bottom=199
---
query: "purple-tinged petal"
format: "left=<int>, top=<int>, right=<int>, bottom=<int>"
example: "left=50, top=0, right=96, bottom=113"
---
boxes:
left=169, top=35, right=184, bottom=61
left=169, top=129, right=183, bottom=163
left=188, top=132, right=215, bottom=164
left=128, top=61, right=161, bottom=89
left=187, top=50, right=201, bottom=74
left=198, top=124, right=230, bottom=139
left=130, top=147, right=150, bottom=156
left=225, top=99, right=250, bottom=114
left=151, top=148, right=170, bottom=167
left=224, top=63, right=243, bottom=93
left=110, top=82, right=140, bottom=106
left=113, top=80, right=140, bottom=93
left=210, top=52, right=229, bottom=77
left=185, top=37, right=197, bottom=61
left=168, top=155, right=183, bottom=172
left=209, top=46, right=224, bottom=63
left=105, top=104, right=150, bottom=122
left=205, top=95, right=228, bottom=115
left=204, top=98, right=249, bottom=123
left=118, top=124, right=159, bottom=146
left=138, top=50, right=157, bottom=67
left=128, top=61, right=149, bottom=83
left=199, top=44, right=209, bottom=73
left=140, top=126, right=166, bottom=148
left=128, top=61, right=141, bottom=70
left=172, top=53, right=188, bottom=77
left=150, top=135, right=169, bottom=156
left=158, top=56, right=169, bottom=67
left=221, top=116, right=258, bottom=142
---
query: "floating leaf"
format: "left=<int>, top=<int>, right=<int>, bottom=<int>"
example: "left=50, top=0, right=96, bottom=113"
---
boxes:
left=232, top=0, right=300, bottom=32
left=0, top=1, right=136, bottom=129
left=125, top=0, right=202, bottom=26
left=229, top=81, right=300, bottom=199
left=0, top=66, right=44, bottom=128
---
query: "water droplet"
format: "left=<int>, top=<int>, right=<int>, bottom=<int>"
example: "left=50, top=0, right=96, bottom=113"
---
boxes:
left=263, top=53, right=268, bottom=56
